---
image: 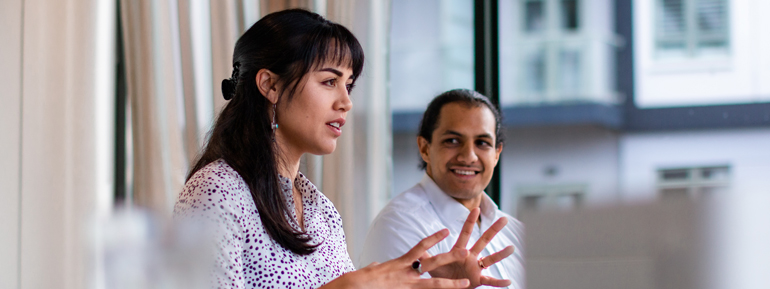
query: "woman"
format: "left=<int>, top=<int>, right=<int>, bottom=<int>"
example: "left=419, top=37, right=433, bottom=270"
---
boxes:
left=174, top=9, right=512, bottom=288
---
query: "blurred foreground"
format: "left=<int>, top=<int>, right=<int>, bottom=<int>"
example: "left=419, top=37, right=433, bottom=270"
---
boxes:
left=522, top=192, right=770, bottom=289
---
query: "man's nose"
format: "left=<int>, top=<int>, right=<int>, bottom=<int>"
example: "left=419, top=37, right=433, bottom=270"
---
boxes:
left=456, top=142, right=478, bottom=164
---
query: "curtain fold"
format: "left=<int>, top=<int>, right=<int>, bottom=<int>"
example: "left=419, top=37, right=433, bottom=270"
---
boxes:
left=121, top=0, right=192, bottom=215
left=323, top=0, right=392, bottom=263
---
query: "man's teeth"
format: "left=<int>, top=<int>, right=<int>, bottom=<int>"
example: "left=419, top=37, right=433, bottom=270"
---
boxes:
left=329, top=122, right=340, bottom=129
left=453, top=169, right=475, bottom=175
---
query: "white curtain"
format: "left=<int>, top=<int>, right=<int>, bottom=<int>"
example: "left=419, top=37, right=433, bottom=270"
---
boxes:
left=0, top=0, right=117, bottom=288
left=321, top=0, right=393, bottom=263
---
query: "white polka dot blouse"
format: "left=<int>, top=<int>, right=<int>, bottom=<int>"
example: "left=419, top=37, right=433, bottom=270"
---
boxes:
left=174, top=159, right=355, bottom=288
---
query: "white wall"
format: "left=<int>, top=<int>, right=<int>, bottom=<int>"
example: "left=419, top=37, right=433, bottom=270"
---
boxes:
left=620, top=127, right=770, bottom=201
left=633, top=0, right=770, bottom=107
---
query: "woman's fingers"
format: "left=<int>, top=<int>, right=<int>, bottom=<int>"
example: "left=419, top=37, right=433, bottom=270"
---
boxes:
left=479, top=245, right=514, bottom=267
left=453, top=208, right=480, bottom=251
left=400, top=228, right=450, bottom=262
left=469, top=217, right=508, bottom=255
left=413, top=278, right=470, bottom=289
left=419, top=247, right=468, bottom=272
left=479, top=275, right=512, bottom=287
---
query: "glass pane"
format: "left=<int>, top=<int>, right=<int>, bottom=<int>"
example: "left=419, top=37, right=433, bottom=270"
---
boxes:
left=697, top=0, right=727, bottom=34
left=662, top=169, right=690, bottom=181
left=701, top=166, right=729, bottom=180
left=525, top=0, right=545, bottom=33
left=389, top=0, right=474, bottom=112
left=561, top=0, right=579, bottom=31
left=697, top=0, right=728, bottom=50
left=523, top=48, right=546, bottom=94
left=659, top=0, right=685, bottom=36
left=558, top=49, right=581, bottom=95
left=657, top=0, right=686, bottom=53
left=389, top=0, right=474, bottom=197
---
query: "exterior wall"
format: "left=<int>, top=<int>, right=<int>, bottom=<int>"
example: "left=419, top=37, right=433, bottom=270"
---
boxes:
left=633, top=0, right=770, bottom=107
left=499, top=125, right=621, bottom=215
left=619, top=127, right=770, bottom=201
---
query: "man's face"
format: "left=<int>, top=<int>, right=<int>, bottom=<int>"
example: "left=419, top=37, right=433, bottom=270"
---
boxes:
left=418, top=102, right=503, bottom=201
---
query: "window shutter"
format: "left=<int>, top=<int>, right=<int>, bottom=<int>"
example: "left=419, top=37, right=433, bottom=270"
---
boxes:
left=657, top=0, right=686, bottom=50
left=697, top=0, right=728, bottom=48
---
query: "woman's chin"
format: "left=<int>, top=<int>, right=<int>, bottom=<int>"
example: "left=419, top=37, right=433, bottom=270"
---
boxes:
left=311, top=142, right=337, bottom=155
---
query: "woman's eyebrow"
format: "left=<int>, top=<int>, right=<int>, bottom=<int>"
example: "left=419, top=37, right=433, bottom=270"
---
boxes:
left=318, top=67, right=343, bottom=76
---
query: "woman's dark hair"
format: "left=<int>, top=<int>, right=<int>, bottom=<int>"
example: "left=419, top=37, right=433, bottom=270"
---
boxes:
left=187, top=9, right=364, bottom=255
left=417, top=89, right=503, bottom=170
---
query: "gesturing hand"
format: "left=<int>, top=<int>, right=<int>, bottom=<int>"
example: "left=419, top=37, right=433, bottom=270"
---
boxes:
left=322, top=228, right=472, bottom=289
left=425, top=208, right=515, bottom=288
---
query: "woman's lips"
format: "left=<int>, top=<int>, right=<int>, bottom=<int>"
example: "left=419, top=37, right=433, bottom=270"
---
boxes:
left=326, top=119, right=345, bottom=137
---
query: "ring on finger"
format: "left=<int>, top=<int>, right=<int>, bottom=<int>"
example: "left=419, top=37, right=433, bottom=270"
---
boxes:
left=478, top=257, right=488, bottom=269
left=411, top=260, right=422, bottom=274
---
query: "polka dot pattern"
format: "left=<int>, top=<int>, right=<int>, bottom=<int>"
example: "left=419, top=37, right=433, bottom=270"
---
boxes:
left=174, top=159, right=354, bottom=288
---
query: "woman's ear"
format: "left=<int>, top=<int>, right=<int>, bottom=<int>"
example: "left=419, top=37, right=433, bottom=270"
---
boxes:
left=256, top=68, right=280, bottom=104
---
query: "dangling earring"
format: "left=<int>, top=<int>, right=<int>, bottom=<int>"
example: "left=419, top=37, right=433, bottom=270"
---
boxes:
left=271, top=104, right=278, bottom=130
left=270, top=104, right=278, bottom=142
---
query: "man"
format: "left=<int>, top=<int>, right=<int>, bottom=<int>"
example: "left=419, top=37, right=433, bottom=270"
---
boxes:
left=360, top=89, right=524, bottom=289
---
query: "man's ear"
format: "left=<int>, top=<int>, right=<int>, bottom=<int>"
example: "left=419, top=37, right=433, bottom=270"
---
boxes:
left=494, top=142, right=503, bottom=165
left=256, top=68, right=279, bottom=104
left=417, top=136, right=432, bottom=166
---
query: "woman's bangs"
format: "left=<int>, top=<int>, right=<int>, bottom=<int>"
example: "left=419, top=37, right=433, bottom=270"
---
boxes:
left=310, top=27, right=364, bottom=79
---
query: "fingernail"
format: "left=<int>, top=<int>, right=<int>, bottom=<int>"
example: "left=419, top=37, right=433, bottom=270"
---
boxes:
left=460, top=279, right=470, bottom=286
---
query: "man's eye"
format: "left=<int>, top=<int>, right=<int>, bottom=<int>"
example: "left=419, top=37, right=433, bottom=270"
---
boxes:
left=476, top=140, right=492, bottom=147
left=444, top=138, right=459, bottom=144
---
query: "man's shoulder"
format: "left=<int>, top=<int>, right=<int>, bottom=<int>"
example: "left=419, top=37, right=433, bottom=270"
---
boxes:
left=373, top=184, right=438, bottom=226
left=384, top=184, right=432, bottom=211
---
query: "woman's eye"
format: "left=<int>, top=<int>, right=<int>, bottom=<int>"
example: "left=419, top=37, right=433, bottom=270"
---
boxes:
left=323, top=79, right=337, bottom=86
left=346, top=83, right=355, bottom=93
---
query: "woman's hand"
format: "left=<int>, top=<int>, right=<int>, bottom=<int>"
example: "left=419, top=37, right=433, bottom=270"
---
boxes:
left=426, top=208, right=515, bottom=288
left=321, top=229, right=471, bottom=289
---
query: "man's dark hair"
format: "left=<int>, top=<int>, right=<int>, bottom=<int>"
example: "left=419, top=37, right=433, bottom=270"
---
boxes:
left=417, top=89, right=504, bottom=170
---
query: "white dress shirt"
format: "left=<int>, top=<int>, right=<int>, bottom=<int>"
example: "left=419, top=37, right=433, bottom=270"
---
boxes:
left=359, top=173, right=524, bottom=289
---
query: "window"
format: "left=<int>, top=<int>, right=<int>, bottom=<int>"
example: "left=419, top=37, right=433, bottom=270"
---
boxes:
left=389, top=0, right=474, bottom=112
left=655, top=0, right=729, bottom=57
left=516, top=183, right=587, bottom=214
left=499, top=0, right=617, bottom=105
left=658, top=166, right=730, bottom=199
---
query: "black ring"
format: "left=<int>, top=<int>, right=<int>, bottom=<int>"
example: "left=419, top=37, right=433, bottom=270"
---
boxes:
left=411, top=260, right=422, bottom=274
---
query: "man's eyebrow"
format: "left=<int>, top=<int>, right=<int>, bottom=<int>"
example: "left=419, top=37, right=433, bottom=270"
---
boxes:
left=476, top=133, right=493, bottom=139
left=318, top=67, right=343, bottom=76
left=440, top=130, right=494, bottom=139
left=441, top=130, right=463, bottom=136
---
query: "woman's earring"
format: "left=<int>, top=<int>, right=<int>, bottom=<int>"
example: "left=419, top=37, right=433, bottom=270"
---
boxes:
left=271, top=104, right=278, bottom=131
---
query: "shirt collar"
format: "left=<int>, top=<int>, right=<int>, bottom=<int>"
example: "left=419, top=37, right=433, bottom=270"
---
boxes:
left=419, top=173, right=500, bottom=231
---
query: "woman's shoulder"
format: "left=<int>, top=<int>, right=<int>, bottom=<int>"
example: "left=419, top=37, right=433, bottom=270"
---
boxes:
left=174, top=159, right=251, bottom=217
